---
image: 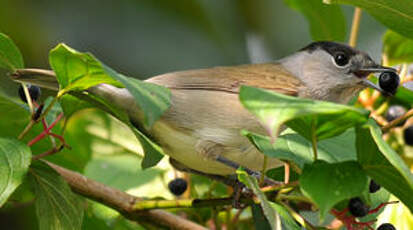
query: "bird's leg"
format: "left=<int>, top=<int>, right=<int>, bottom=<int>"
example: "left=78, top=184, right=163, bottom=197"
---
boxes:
left=195, top=140, right=280, bottom=186
left=169, top=158, right=238, bottom=187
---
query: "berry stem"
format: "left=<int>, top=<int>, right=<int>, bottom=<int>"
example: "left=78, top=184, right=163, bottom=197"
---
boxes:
left=35, top=96, right=58, bottom=122
left=375, top=100, right=390, bottom=116
left=368, top=201, right=398, bottom=214
left=382, top=109, right=413, bottom=132
left=21, top=83, right=34, bottom=114
left=32, top=145, right=64, bottom=160
left=41, top=118, right=48, bottom=130
left=27, top=113, right=64, bottom=146
left=49, top=133, right=67, bottom=147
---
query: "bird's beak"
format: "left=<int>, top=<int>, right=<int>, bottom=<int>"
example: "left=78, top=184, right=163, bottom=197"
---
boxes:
left=353, top=64, right=397, bottom=95
left=352, top=64, right=397, bottom=79
left=360, top=78, right=385, bottom=93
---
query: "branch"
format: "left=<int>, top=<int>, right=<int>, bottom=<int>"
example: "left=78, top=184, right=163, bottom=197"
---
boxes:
left=44, top=161, right=208, bottom=230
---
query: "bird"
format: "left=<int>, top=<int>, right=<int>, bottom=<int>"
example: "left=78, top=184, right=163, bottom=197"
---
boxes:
left=12, top=41, right=395, bottom=179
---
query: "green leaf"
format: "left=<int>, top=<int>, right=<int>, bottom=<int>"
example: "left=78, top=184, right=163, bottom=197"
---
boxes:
left=0, top=93, right=31, bottom=137
left=49, top=43, right=171, bottom=128
left=49, top=44, right=121, bottom=93
left=135, top=129, right=164, bottom=169
left=299, top=160, right=368, bottom=219
left=84, top=154, right=163, bottom=191
left=284, top=0, right=346, bottom=41
left=237, top=169, right=278, bottom=230
left=270, top=202, right=301, bottom=230
left=393, top=86, right=413, bottom=107
left=29, top=161, right=84, bottom=230
left=383, top=30, right=413, bottom=65
left=43, top=97, right=63, bottom=125
left=239, top=86, right=369, bottom=141
left=243, top=129, right=357, bottom=168
left=49, top=43, right=168, bottom=167
left=68, top=90, right=165, bottom=168
left=0, top=138, right=31, bottom=207
left=59, top=94, right=93, bottom=120
left=102, top=66, right=171, bottom=128
left=327, top=0, right=413, bottom=39
left=251, top=203, right=273, bottom=230
left=0, top=33, right=24, bottom=71
left=356, top=120, right=413, bottom=213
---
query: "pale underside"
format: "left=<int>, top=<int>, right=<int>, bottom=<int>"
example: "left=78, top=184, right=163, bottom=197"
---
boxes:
left=92, top=63, right=304, bottom=175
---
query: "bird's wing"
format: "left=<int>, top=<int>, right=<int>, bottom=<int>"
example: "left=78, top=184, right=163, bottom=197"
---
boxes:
left=146, top=63, right=303, bottom=96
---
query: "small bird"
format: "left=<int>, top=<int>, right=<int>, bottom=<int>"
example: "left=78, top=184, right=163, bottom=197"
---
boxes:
left=13, top=41, right=395, bottom=178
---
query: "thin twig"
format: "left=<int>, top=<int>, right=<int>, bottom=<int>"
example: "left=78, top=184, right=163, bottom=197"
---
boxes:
left=280, top=201, right=316, bottom=230
left=28, top=113, right=64, bottom=146
left=18, top=120, right=35, bottom=140
left=349, top=7, right=362, bottom=47
left=284, top=163, right=290, bottom=184
left=32, top=145, right=64, bottom=160
left=382, top=109, right=413, bottom=132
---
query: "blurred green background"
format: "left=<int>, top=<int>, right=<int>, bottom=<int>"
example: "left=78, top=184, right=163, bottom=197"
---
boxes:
left=0, top=1, right=397, bottom=229
left=0, top=0, right=386, bottom=82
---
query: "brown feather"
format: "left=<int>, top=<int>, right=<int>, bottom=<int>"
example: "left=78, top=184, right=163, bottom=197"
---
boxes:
left=146, top=63, right=303, bottom=96
left=138, top=63, right=302, bottom=174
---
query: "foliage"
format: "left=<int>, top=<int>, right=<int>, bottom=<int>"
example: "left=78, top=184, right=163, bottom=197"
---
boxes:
left=0, top=1, right=413, bottom=230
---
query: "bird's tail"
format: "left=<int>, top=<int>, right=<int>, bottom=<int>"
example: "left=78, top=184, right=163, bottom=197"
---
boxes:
left=11, top=69, right=60, bottom=91
left=11, top=68, right=144, bottom=124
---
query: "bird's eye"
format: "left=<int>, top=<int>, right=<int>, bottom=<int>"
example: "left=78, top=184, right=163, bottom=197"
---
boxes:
left=334, top=52, right=349, bottom=67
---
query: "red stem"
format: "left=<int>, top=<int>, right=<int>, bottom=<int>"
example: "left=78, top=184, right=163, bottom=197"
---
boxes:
left=49, top=133, right=66, bottom=145
left=27, top=113, right=64, bottom=146
left=41, top=118, right=48, bottom=130
left=368, top=201, right=398, bottom=214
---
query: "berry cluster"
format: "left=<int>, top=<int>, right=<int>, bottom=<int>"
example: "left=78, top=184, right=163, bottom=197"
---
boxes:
left=374, top=71, right=413, bottom=146
left=331, top=179, right=398, bottom=230
left=17, top=84, right=67, bottom=156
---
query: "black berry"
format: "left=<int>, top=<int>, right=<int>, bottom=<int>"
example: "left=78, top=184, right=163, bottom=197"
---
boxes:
left=377, top=223, right=396, bottom=230
left=18, top=84, right=41, bottom=103
left=404, top=125, right=413, bottom=146
left=168, top=178, right=187, bottom=196
left=379, top=72, right=400, bottom=95
left=348, top=197, right=369, bottom=217
left=385, top=105, right=406, bottom=123
left=369, top=180, right=381, bottom=193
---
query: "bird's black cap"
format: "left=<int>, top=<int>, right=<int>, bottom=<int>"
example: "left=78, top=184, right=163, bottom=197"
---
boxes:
left=300, top=41, right=359, bottom=58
